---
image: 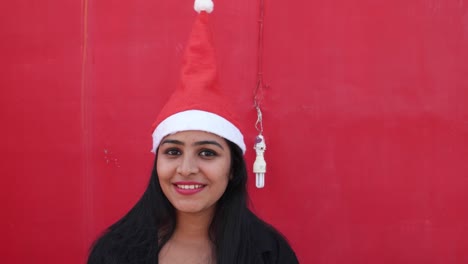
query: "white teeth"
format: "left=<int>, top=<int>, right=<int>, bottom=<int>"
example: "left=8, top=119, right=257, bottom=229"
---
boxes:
left=177, top=184, right=204, bottom=190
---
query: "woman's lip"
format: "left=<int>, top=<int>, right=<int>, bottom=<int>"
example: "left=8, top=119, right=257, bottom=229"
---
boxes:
left=174, top=181, right=206, bottom=185
left=173, top=182, right=206, bottom=195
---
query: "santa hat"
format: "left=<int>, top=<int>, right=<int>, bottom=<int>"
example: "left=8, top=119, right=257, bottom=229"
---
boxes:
left=151, top=0, right=246, bottom=154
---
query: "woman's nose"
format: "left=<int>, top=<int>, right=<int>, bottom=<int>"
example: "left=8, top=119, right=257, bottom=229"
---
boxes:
left=176, top=155, right=199, bottom=176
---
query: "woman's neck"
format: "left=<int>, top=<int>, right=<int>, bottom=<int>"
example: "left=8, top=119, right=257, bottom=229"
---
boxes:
left=172, top=210, right=214, bottom=242
left=158, top=210, right=216, bottom=263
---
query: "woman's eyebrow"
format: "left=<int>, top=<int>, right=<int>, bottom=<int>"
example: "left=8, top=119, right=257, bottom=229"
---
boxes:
left=160, top=139, right=184, bottom=145
left=193, top=140, right=224, bottom=150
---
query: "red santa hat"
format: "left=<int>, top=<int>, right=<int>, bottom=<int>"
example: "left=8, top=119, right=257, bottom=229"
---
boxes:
left=151, top=0, right=246, bottom=154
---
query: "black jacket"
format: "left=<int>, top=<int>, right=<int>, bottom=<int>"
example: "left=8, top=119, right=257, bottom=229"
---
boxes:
left=249, top=213, right=299, bottom=264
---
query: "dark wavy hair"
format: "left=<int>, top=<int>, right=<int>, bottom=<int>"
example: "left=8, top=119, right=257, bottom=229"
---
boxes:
left=87, top=140, right=257, bottom=264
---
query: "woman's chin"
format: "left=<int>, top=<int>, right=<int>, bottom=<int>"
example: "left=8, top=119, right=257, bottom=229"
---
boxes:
left=174, top=203, right=215, bottom=216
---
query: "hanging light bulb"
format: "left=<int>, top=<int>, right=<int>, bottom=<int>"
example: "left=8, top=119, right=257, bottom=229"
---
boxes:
left=253, top=0, right=267, bottom=189
left=253, top=134, right=266, bottom=188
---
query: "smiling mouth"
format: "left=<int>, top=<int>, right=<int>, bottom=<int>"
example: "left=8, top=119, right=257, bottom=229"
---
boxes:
left=175, top=184, right=205, bottom=190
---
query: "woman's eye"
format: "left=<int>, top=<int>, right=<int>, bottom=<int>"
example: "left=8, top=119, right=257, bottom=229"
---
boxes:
left=199, top=149, right=217, bottom=157
left=165, top=149, right=181, bottom=156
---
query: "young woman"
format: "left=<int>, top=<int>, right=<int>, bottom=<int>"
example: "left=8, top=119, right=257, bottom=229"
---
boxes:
left=88, top=1, right=298, bottom=263
left=87, top=130, right=298, bottom=263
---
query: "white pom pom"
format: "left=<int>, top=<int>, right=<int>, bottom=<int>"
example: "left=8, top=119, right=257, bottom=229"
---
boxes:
left=194, top=0, right=214, bottom=13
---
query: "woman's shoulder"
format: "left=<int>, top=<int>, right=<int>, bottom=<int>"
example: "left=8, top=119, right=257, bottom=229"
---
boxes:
left=247, top=210, right=299, bottom=264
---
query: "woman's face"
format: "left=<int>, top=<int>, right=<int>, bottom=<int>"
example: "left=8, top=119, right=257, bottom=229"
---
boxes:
left=156, top=130, right=231, bottom=216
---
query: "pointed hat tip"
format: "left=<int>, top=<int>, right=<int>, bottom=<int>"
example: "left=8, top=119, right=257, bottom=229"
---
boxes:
left=194, top=0, right=214, bottom=13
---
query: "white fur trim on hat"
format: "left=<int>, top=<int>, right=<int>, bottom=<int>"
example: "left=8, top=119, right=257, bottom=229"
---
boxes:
left=194, top=0, right=214, bottom=13
left=152, top=110, right=246, bottom=154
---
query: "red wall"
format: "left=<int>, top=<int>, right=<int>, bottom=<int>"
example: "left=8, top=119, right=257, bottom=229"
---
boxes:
left=1, top=0, right=468, bottom=263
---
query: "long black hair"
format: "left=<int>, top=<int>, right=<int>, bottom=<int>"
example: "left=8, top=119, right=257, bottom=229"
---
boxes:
left=88, top=140, right=258, bottom=264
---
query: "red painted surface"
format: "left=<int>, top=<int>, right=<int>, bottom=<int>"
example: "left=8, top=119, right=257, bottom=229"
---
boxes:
left=1, top=0, right=468, bottom=263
